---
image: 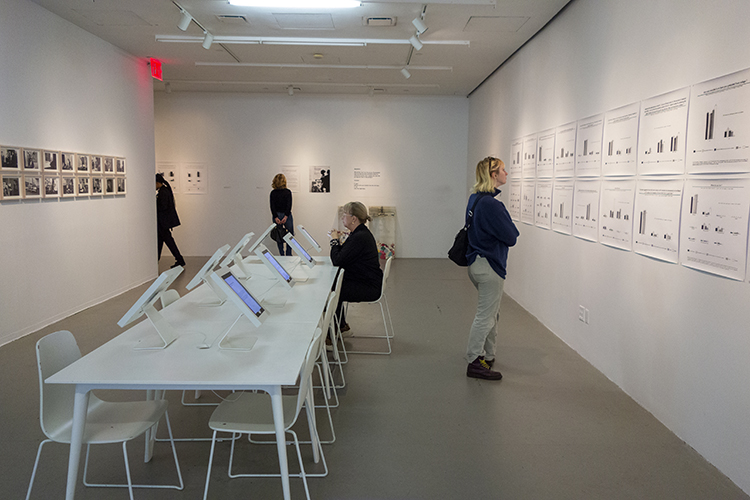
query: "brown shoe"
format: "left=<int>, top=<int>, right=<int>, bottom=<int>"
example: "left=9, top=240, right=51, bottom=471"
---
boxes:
left=467, top=357, right=502, bottom=380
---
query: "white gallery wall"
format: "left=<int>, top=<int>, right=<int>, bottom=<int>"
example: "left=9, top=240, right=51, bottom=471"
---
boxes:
left=154, top=92, right=468, bottom=258
left=0, top=0, right=158, bottom=345
left=468, top=0, right=750, bottom=493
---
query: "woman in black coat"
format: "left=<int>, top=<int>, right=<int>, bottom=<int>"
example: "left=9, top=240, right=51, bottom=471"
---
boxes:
left=328, top=201, right=383, bottom=330
left=156, top=173, right=185, bottom=268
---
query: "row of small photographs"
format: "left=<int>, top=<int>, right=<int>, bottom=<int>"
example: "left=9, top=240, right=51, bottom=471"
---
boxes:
left=0, top=146, right=125, bottom=175
left=1, top=174, right=126, bottom=200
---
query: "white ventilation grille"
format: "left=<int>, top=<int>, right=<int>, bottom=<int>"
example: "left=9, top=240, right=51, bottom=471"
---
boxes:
left=216, top=15, right=250, bottom=25
left=363, top=17, right=396, bottom=27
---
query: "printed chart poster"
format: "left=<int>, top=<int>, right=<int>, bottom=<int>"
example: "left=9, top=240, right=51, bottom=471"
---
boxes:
left=599, top=179, right=636, bottom=251
left=521, top=180, right=535, bottom=225
left=522, top=134, right=538, bottom=178
left=508, top=181, right=522, bottom=221
left=680, top=177, right=750, bottom=281
left=183, top=164, right=207, bottom=194
left=510, top=138, right=523, bottom=176
left=573, top=180, right=600, bottom=241
left=602, top=102, right=639, bottom=176
left=281, top=166, right=300, bottom=192
left=536, top=129, right=555, bottom=178
left=554, top=122, right=576, bottom=178
left=535, top=180, right=553, bottom=229
left=311, top=166, right=332, bottom=192
left=633, top=179, right=684, bottom=263
left=551, top=179, right=574, bottom=235
left=637, top=87, right=689, bottom=175
left=576, top=114, right=604, bottom=177
left=687, top=68, right=750, bottom=174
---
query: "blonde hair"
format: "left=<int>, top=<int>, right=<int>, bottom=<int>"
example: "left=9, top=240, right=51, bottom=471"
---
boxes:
left=272, top=173, right=287, bottom=189
left=342, top=201, right=372, bottom=224
left=472, top=156, right=504, bottom=193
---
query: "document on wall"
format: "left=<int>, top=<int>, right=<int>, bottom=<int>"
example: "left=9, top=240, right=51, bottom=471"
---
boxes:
left=679, top=177, right=750, bottom=281
left=510, top=138, right=523, bottom=176
left=521, top=180, right=535, bottom=225
left=536, top=129, right=555, bottom=178
left=637, top=87, right=689, bottom=175
left=508, top=181, right=522, bottom=221
left=551, top=179, right=574, bottom=235
left=575, top=114, right=604, bottom=177
left=183, top=163, right=207, bottom=194
left=598, top=179, right=636, bottom=251
left=633, top=179, right=684, bottom=263
left=157, top=162, right=179, bottom=193
left=534, top=180, right=552, bottom=229
left=602, top=102, right=639, bottom=176
left=686, top=67, right=750, bottom=174
left=281, top=166, right=300, bottom=192
left=554, top=122, right=576, bottom=178
left=573, top=179, right=600, bottom=242
left=522, top=134, right=538, bottom=178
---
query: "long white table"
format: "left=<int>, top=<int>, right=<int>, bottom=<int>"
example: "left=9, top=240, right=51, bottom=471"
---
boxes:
left=47, top=256, right=337, bottom=500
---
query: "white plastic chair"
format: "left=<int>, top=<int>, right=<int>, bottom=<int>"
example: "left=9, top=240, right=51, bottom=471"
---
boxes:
left=159, top=289, right=180, bottom=308
left=345, top=256, right=394, bottom=355
left=203, top=328, right=327, bottom=500
left=26, top=330, right=183, bottom=500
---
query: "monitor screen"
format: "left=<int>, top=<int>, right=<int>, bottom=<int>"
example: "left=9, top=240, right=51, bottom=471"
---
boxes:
left=298, top=225, right=321, bottom=251
left=221, top=271, right=264, bottom=317
left=260, top=249, right=293, bottom=283
left=287, top=235, right=313, bottom=262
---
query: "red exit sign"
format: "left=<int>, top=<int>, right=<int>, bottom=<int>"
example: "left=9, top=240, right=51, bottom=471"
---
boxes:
left=150, top=58, right=163, bottom=81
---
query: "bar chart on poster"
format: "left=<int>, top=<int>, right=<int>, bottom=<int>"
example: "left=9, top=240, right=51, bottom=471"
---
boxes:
left=554, top=122, right=576, bottom=178
left=521, top=180, right=535, bottom=225
left=599, top=179, right=636, bottom=250
left=576, top=114, right=604, bottom=177
left=510, top=138, right=523, bottom=176
left=602, top=103, right=639, bottom=176
left=572, top=180, right=600, bottom=242
left=551, top=180, right=574, bottom=235
left=523, top=134, right=538, bottom=179
left=536, top=129, right=555, bottom=178
left=633, top=180, right=683, bottom=263
left=535, top=180, right=553, bottom=229
left=638, top=87, right=689, bottom=175
left=508, top=181, right=522, bottom=221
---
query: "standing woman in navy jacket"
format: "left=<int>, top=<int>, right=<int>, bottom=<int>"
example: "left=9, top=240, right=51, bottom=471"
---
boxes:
left=329, top=201, right=383, bottom=331
left=156, top=173, right=185, bottom=268
left=464, top=157, right=519, bottom=380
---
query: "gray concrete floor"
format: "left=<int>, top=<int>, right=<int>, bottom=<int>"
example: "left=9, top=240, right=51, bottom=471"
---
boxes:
left=2, top=257, right=747, bottom=499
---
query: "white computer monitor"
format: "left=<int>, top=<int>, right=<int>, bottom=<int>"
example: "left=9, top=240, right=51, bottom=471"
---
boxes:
left=117, top=266, right=184, bottom=349
left=185, top=243, right=231, bottom=305
left=297, top=225, right=322, bottom=253
left=209, top=270, right=269, bottom=350
left=283, top=233, right=316, bottom=269
left=246, top=223, right=277, bottom=256
left=220, top=232, right=254, bottom=269
left=254, top=244, right=295, bottom=289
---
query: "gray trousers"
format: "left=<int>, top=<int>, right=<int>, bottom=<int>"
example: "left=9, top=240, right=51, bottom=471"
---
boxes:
left=466, top=256, right=505, bottom=364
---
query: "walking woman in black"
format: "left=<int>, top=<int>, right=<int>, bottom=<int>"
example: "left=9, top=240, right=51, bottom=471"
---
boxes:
left=156, top=173, right=185, bottom=268
left=270, top=173, right=294, bottom=256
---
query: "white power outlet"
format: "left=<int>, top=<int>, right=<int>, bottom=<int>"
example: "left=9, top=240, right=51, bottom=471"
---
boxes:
left=584, top=308, right=590, bottom=324
left=578, top=305, right=585, bottom=322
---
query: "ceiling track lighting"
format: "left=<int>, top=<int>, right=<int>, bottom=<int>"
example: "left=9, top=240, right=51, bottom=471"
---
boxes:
left=288, top=86, right=294, bottom=96
left=156, top=35, right=470, bottom=47
left=400, top=68, right=411, bottom=79
left=202, top=32, right=214, bottom=50
left=177, top=10, right=192, bottom=31
left=229, top=0, right=361, bottom=7
left=409, top=35, right=422, bottom=51
left=412, top=17, right=427, bottom=35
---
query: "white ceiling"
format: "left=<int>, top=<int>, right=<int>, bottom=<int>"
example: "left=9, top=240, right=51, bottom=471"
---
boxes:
left=31, top=0, right=572, bottom=96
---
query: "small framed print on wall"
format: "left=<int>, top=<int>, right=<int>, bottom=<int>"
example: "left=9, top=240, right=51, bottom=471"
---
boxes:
left=43, top=175, right=59, bottom=198
left=91, top=176, right=103, bottom=195
left=23, top=175, right=42, bottom=199
left=76, top=176, right=90, bottom=196
left=77, top=154, right=89, bottom=173
left=61, top=176, right=76, bottom=198
left=104, top=177, right=115, bottom=195
left=1, top=146, right=21, bottom=171
left=116, top=158, right=126, bottom=175
left=116, top=176, right=126, bottom=195
left=60, top=152, right=75, bottom=173
left=91, top=156, right=102, bottom=174
left=103, top=157, right=114, bottom=174
left=23, top=149, right=41, bottom=171
left=43, top=151, right=59, bottom=173
left=1, top=174, right=22, bottom=200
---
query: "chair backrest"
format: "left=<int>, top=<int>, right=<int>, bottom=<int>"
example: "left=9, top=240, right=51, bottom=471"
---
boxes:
left=160, top=289, right=180, bottom=308
left=36, top=330, right=82, bottom=440
left=319, top=291, right=337, bottom=337
left=376, top=256, right=393, bottom=301
left=294, top=327, right=324, bottom=418
left=333, top=269, right=344, bottom=301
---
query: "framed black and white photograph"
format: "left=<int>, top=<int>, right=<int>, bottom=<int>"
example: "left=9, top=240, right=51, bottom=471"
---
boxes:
left=2, top=174, right=22, bottom=200
left=91, top=156, right=102, bottom=174
left=43, top=175, right=59, bottom=198
left=76, top=176, right=90, bottom=196
left=23, top=175, right=42, bottom=199
left=60, top=152, right=75, bottom=173
left=116, top=176, right=126, bottom=195
left=116, top=157, right=126, bottom=175
left=91, top=176, right=103, bottom=195
left=23, top=149, right=40, bottom=171
left=1, top=146, right=21, bottom=170
left=43, top=151, right=59, bottom=172
left=77, top=154, right=89, bottom=173
left=61, top=176, right=76, bottom=197
left=103, top=156, right=114, bottom=174
left=105, top=176, right=115, bottom=195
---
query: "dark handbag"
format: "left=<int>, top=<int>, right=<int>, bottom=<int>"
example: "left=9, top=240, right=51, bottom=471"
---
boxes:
left=270, top=223, right=288, bottom=243
left=448, top=194, right=486, bottom=266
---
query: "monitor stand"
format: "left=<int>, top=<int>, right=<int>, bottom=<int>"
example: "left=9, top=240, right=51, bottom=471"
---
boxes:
left=198, top=277, right=228, bottom=307
left=133, top=304, right=178, bottom=350
left=216, top=313, right=258, bottom=351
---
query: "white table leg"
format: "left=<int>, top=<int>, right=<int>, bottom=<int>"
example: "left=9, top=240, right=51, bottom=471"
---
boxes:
left=270, top=386, right=291, bottom=500
left=66, top=387, right=90, bottom=500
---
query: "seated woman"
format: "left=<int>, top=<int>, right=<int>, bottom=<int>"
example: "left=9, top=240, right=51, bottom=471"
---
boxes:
left=328, top=201, right=383, bottom=332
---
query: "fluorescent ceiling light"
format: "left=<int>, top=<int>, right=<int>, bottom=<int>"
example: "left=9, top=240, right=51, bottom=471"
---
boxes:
left=156, top=35, right=470, bottom=47
left=228, top=0, right=361, bottom=8
left=263, top=40, right=365, bottom=47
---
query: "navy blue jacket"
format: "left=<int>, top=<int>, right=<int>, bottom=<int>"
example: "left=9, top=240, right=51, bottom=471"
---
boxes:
left=465, top=189, right=519, bottom=278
